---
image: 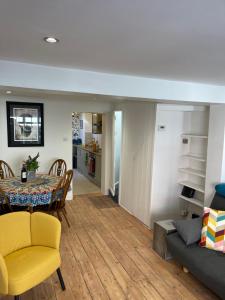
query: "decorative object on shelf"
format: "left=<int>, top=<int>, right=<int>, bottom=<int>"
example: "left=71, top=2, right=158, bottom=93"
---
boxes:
left=7, top=101, right=44, bottom=147
left=25, top=152, right=40, bottom=180
left=181, top=186, right=195, bottom=198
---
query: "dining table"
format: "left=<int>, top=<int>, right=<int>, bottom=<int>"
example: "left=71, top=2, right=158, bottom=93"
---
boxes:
left=0, top=174, right=62, bottom=211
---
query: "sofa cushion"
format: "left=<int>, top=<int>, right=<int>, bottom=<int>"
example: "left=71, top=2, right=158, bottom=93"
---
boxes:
left=5, top=246, right=60, bottom=295
left=167, top=233, right=225, bottom=300
left=0, top=212, right=31, bottom=256
left=215, top=184, right=225, bottom=198
left=200, top=207, right=225, bottom=253
left=173, top=217, right=202, bottom=246
left=211, top=192, right=225, bottom=210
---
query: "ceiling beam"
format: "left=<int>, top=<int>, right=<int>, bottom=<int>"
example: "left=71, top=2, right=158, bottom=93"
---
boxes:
left=0, top=60, right=225, bottom=103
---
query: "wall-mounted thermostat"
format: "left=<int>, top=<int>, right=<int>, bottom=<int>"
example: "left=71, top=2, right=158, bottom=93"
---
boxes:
left=158, top=125, right=166, bottom=131
left=182, top=138, right=189, bottom=144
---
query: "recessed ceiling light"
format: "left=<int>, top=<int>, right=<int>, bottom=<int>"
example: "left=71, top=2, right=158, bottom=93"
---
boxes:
left=6, top=90, right=12, bottom=94
left=43, top=36, right=59, bottom=43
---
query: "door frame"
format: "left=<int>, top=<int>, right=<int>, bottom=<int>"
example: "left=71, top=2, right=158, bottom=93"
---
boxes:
left=111, top=110, right=123, bottom=204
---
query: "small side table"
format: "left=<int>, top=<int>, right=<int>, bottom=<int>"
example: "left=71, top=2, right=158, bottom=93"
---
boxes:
left=153, top=219, right=176, bottom=260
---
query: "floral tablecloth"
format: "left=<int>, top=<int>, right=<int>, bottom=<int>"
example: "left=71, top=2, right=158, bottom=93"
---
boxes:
left=0, top=174, right=62, bottom=207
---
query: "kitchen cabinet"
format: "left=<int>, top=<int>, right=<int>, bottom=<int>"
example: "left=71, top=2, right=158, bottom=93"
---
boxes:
left=92, top=113, right=102, bottom=134
left=75, top=145, right=101, bottom=187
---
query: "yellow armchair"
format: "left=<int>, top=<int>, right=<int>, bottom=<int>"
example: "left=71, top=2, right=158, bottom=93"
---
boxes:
left=0, top=212, right=65, bottom=300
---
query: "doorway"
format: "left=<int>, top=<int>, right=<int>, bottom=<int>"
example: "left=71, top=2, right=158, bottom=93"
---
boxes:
left=72, top=112, right=102, bottom=195
left=110, top=111, right=122, bottom=203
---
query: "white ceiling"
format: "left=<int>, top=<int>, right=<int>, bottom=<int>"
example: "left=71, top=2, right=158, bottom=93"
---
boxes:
left=1, top=0, right=225, bottom=85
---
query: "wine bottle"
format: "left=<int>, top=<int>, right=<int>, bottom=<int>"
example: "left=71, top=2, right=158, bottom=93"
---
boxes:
left=21, top=164, right=27, bottom=183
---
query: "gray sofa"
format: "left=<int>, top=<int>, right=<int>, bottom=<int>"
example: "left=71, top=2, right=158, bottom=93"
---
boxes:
left=167, top=193, right=225, bottom=300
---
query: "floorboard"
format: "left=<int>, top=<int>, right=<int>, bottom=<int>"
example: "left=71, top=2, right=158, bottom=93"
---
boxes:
left=0, top=194, right=219, bottom=299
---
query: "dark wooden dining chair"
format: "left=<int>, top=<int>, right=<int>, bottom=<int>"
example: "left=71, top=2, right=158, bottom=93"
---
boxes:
left=0, top=160, right=15, bottom=179
left=48, top=169, right=73, bottom=227
left=48, top=159, right=67, bottom=177
left=0, top=187, right=12, bottom=214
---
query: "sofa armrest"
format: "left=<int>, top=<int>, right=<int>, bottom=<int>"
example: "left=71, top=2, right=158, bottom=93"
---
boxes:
left=0, top=254, right=8, bottom=295
left=31, top=212, right=61, bottom=250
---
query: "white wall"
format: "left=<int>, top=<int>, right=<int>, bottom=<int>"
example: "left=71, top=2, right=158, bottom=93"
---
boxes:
left=150, top=105, right=185, bottom=226
left=0, top=96, right=112, bottom=198
left=205, top=104, right=225, bottom=206
left=116, top=101, right=155, bottom=226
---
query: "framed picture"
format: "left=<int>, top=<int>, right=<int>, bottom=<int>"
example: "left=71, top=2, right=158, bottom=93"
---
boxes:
left=7, top=102, right=44, bottom=147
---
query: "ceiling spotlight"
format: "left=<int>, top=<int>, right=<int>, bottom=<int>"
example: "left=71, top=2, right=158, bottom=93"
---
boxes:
left=43, top=37, right=59, bottom=44
left=6, top=90, right=12, bottom=94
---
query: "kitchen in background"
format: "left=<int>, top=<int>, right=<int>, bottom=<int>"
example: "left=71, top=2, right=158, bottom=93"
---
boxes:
left=72, top=112, right=102, bottom=195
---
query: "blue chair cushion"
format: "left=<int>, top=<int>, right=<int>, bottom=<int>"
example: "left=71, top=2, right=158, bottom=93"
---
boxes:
left=215, top=183, right=225, bottom=197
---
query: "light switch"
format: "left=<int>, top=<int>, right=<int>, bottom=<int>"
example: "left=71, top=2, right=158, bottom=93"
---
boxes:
left=158, top=125, right=166, bottom=131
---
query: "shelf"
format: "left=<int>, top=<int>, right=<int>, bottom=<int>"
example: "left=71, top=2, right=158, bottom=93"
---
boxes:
left=179, top=195, right=204, bottom=208
left=179, top=180, right=205, bottom=193
left=181, top=134, right=208, bottom=139
left=179, top=168, right=206, bottom=178
left=182, top=153, right=206, bottom=162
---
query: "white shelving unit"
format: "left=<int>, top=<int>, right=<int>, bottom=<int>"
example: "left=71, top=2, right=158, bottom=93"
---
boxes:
left=178, top=109, right=209, bottom=214
left=182, top=153, right=206, bottom=162
left=150, top=104, right=210, bottom=226
left=179, top=195, right=204, bottom=208
left=181, top=134, right=208, bottom=139
left=179, top=168, right=206, bottom=178
left=179, top=180, right=205, bottom=193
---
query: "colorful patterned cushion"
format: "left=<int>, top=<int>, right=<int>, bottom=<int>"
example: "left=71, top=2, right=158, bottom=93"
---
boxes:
left=200, top=207, right=225, bottom=252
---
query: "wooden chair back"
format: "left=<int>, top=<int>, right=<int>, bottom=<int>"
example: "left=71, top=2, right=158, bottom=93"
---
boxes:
left=0, top=187, right=11, bottom=214
left=50, top=169, right=73, bottom=210
left=49, top=159, right=67, bottom=177
left=0, top=160, right=15, bottom=179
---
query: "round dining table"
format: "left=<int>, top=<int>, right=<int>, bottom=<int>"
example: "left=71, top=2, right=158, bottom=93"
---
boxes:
left=0, top=174, right=62, bottom=210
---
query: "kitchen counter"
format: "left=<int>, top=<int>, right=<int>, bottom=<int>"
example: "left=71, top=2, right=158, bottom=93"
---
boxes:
left=73, top=144, right=101, bottom=156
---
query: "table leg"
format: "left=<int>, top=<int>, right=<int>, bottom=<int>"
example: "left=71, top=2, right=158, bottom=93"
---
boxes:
left=28, top=205, right=33, bottom=213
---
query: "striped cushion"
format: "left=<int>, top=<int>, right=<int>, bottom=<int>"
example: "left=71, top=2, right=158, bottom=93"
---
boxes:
left=200, top=207, right=225, bottom=252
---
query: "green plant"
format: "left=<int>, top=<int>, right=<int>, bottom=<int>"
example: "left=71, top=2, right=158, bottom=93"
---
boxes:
left=25, top=153, right=40, bottom=171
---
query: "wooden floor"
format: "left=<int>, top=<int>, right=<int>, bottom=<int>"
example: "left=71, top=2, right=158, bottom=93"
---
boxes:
left=1, top=194, right=219, bottom=300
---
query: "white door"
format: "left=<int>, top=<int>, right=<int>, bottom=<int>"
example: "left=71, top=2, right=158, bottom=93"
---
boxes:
left=119, top=102, right=155, bottom=226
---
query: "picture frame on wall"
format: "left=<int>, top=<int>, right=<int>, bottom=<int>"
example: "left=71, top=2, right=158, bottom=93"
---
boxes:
left=6, top=101, right=44, bottom=147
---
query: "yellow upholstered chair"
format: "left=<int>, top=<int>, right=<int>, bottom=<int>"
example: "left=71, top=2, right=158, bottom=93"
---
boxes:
left=0, top=212, right=65, bottom=300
